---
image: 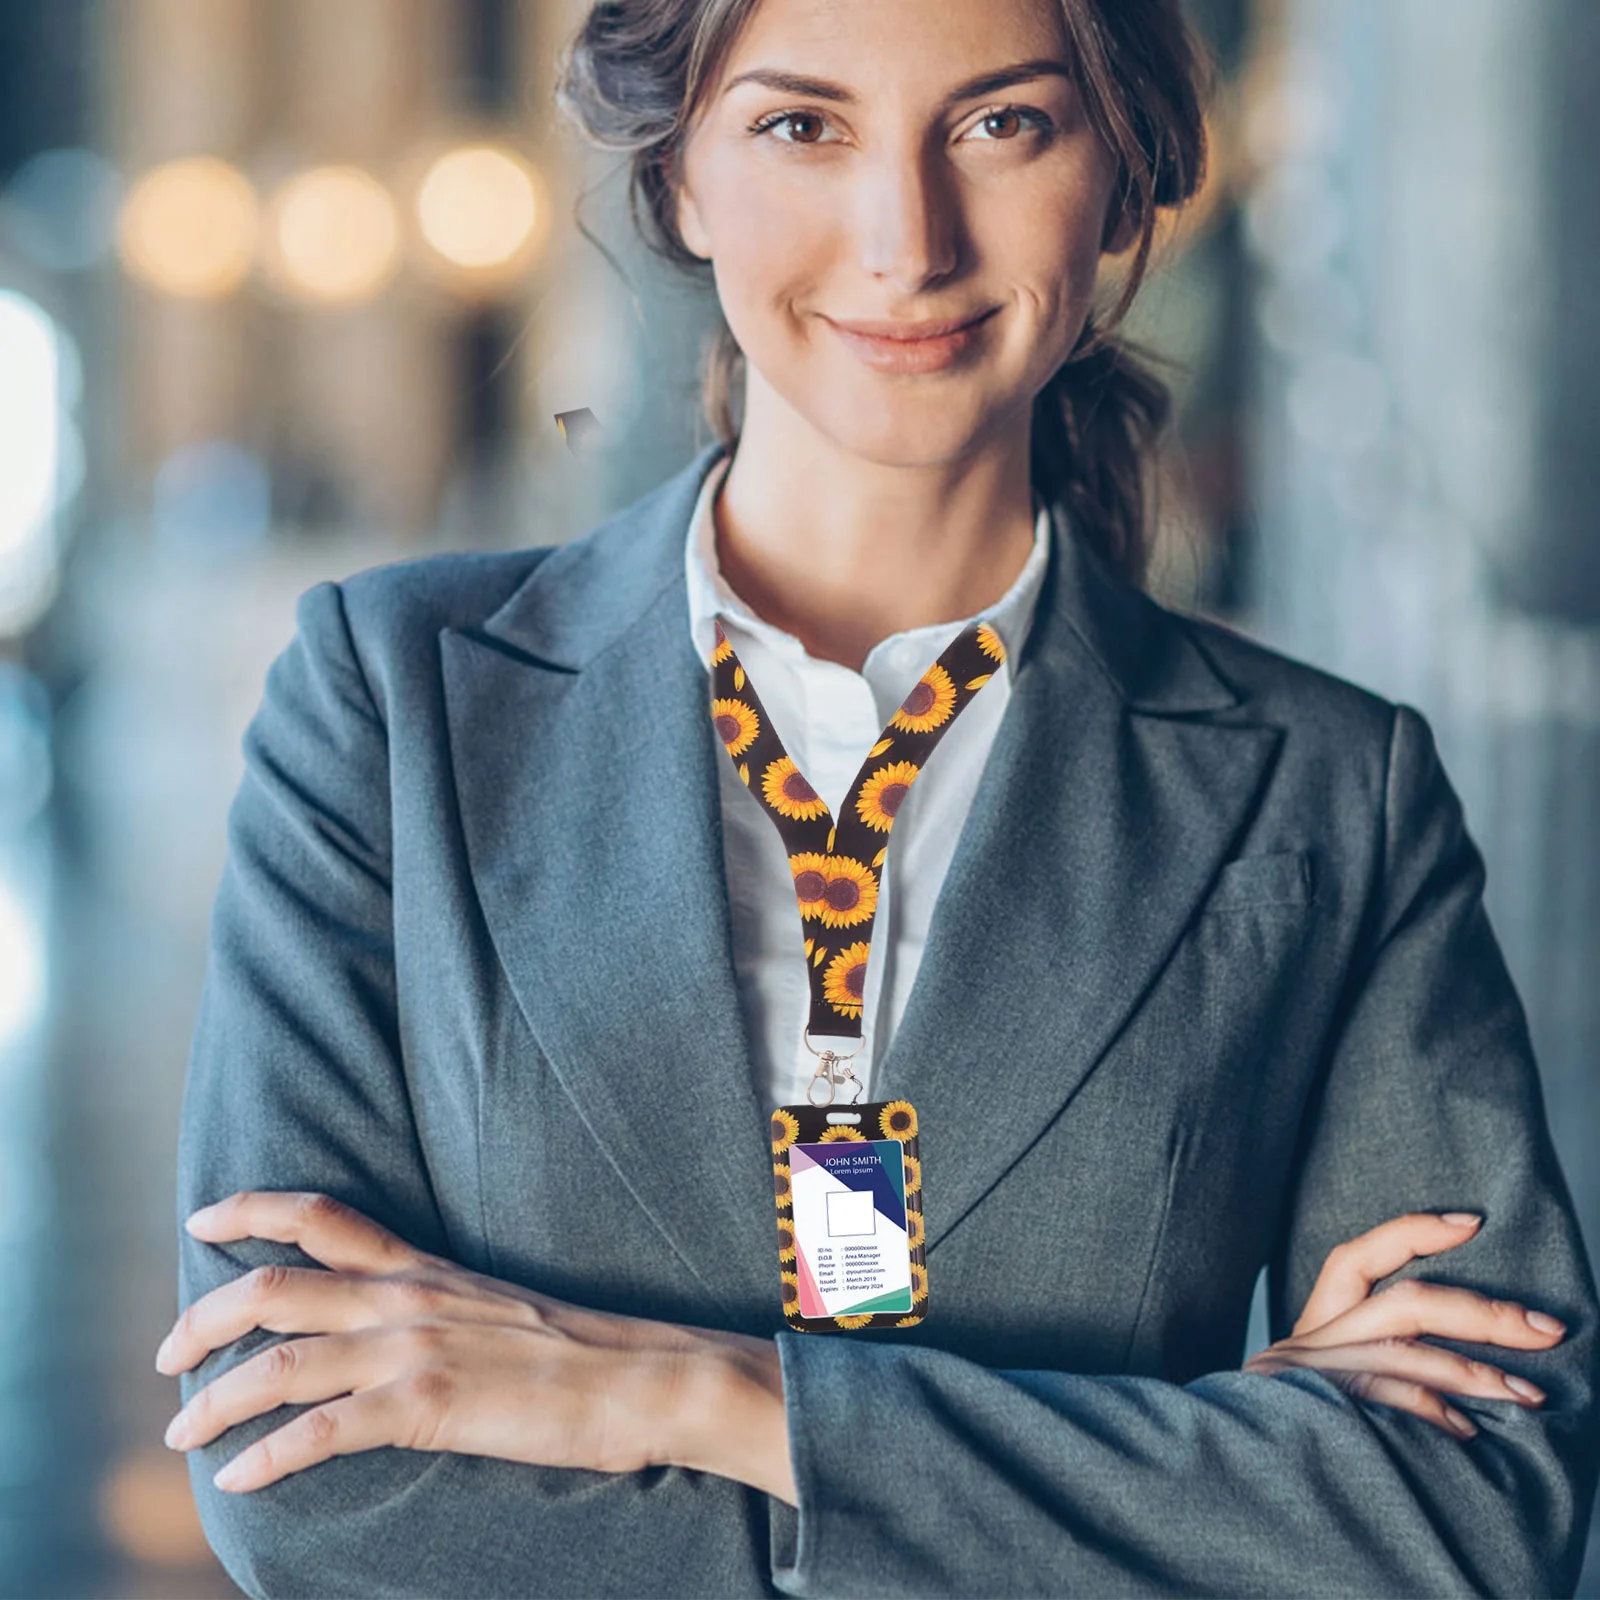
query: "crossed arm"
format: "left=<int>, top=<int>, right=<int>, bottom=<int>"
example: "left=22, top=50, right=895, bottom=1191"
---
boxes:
left=169, top=579, right=1600, bottom=1597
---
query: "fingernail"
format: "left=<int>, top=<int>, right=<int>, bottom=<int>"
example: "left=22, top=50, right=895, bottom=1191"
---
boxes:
left=1526, top=1310, right=1565, bottom=1335
left=1444, top=1406, right=1478, bottom=1437
left=164, top=1412, right=190, bottom=1449
left=1439, top=1212, right=1481, bottom=1227
left=1504, top=1375, right=1545, bottom=1403
left=155, top=1335, right=172, bottom=1372
left=213, top=1461, right=244, bottom=1490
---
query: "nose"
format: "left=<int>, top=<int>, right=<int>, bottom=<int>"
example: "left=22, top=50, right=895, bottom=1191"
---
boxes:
left=856, top=143, right=960, bottom=291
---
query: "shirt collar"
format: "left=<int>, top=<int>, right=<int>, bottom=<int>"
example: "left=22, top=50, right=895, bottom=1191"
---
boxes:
left=684, top=451, right=1055, bottom=682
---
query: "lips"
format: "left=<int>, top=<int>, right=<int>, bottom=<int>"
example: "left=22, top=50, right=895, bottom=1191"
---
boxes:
left=828, top=308, right=997, bottom=341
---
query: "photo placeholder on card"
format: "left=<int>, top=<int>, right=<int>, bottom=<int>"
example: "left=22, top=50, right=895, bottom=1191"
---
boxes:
left=827, top=1187, right=876, bottom=1236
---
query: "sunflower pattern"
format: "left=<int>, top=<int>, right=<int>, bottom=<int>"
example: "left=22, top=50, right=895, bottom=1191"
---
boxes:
left=763, top=756, right=830, bottom=822
left=888, top=662, right=957, bottom=733
left=789, top=852, right=878, bottom=928
left=769, top=1108, right=800, bottom=1153
left=878, top=1100, right=918, bottom=1140
left=709, top=611, right=1005, bottom=1038
left=769, top=1098, right=928, bottom=1333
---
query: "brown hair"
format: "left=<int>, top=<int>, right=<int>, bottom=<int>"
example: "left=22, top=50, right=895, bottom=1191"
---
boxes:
left=554, top=0, right=1211, bottom=590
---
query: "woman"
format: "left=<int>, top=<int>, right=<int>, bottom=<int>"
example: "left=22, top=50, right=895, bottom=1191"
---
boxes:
left=158, top=0, right=1599, bottom=1593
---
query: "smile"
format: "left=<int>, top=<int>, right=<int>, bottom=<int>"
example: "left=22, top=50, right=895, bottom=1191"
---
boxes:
left=824, top=307, right=999, bottom=374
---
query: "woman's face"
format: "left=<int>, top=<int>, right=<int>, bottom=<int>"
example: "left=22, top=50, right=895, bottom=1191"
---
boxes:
left=675, top=0, right=1134, bottom=467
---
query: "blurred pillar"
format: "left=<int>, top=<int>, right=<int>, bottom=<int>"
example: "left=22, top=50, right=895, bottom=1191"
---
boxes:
left=1244, top=6, right=1600, bottom=1586
left=273, top=0, right=458, bottom=539
left=112, top=0, right=260, bottom=468
left=1496, top=0, right=1600, bottom=622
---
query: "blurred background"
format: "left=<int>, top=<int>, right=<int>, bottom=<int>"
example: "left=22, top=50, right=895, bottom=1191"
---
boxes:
left=0, top=0, right=1596, bottom=1593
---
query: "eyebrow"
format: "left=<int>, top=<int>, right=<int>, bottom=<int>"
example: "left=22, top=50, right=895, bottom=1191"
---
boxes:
left=719, top=58, right=1075, bottom=109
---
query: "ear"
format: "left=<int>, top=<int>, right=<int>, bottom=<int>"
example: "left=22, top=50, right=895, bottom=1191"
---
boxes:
left=676, top=181, right=712, bottom=261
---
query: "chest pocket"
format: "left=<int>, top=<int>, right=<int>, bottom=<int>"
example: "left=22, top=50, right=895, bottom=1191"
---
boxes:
left=1202, top=848, right=1315, bottom=913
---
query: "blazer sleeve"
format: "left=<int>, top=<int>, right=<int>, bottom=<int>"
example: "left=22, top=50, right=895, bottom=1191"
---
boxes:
left=174, top=580, right=779, bottom=1600
left=766, top=701, right=1600, bottom=1598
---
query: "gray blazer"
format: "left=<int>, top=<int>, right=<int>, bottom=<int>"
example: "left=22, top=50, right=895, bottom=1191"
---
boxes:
left=176, top=438, right=1600, bottom=1597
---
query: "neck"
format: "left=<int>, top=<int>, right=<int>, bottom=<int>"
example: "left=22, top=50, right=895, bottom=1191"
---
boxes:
left=712, top=382, right=1038, bottom=673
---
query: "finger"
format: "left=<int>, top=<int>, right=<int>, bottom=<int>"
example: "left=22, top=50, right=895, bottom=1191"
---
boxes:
left=1245, top=1336, right=1546, bottom=1409
left=210, top=1382, right=413, bottom=1493
left=184, top=1191, right=426, bottom=1274
left=1294, top=1276, right=1567, bottom=1353
left=1324, top=1370, right=1480, bottom=1440
left=168, top=1327, right=389, bottom=1452
left=158, top=1262, right=379, bottom=1375
left=1296, top=1212, right=1482, bottom=1333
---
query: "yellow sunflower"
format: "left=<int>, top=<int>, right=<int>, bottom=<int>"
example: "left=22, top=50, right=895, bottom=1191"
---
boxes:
left=856, top=761, right=920, bottom=832
left=878, top=1100, right=918, bottom=1140
left=712, top=620, right=734, bottom=664
left=832, top=1311, right=875, bottom=1329
left=819, top=1124, right=865, bottom=1141
left=711, top=697, right=758, bottom=758
left=904, top=1207, right=925, bottom=1249
left=902, top=1152, right=921, bottom=1194
left=770, top=1108, right=800, bottom=1153
left=975, top=622, right=1007, bottom=663
left=909, top=1260, right=928, bottom=1301
left=894, top=1313, right=923, bottom=1327
left=773, top=1161, right=793, bottom=1207
left=778, top=1269, right=800, bottom=1311
left=889, top=663, right=957, bottom=733
left=791, top=852, right=878, bottom=927
left=762, top=756, right=829, bottom=822
left=776, top=1218, right=796, bottom=1262
left=823, top=942, right=871, bottom=1019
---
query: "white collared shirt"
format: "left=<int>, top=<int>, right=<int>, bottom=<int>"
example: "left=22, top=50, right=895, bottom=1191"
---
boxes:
left=684, top=452, right=1053, bottom=1110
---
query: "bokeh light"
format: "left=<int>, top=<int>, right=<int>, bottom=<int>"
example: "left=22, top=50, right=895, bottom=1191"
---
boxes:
left=0, top=292, right=68, bottom=636
left=153, top=440, right=272, bottom=556
left=265, top=164, right=400, bottom=305
left=116, top=156, right=258, bottom=300
left=416, top=143, right=544, bottom=278
left=0, top=293, right=60, bottom=555
left=0, top=878, right=44, bottom=1046
left=0, top=147, right=124, bottom=273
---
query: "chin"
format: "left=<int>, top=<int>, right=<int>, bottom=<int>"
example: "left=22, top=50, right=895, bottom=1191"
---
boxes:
left=834, top=401, right=1011, bottom=469
left=786, top=370, right=1003, bottom=465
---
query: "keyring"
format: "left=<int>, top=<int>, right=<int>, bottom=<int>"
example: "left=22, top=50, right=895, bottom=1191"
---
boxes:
left=802, top=1025, right=863, bottom=1060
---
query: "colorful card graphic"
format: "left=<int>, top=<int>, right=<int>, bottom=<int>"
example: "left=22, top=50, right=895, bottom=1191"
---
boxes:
left=790, top=1138, right=913, bottom=1318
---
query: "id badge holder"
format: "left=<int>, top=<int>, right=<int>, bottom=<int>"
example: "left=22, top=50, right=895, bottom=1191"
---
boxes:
left=769, top=1095, right=927, bottom=1331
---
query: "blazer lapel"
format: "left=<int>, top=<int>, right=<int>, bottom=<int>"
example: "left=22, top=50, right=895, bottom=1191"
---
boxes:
left=874, top=507, right=1282, bottom=1256
left=441, top=437, right=1282, bottom=1326
left=441, top=443, right=781, bottom=1324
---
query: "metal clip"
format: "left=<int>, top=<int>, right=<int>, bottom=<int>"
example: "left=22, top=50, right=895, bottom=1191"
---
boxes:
left=804, top=1049, right=865, bottom=1107
left=801, top=1026, right=866, bottom=1107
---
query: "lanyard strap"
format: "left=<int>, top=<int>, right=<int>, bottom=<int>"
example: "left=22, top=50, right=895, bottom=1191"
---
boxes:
left=708, top=611, right=1008, bottom=1041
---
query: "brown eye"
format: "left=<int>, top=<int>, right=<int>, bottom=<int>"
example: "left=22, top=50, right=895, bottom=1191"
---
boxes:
left=782, top=112, right=825, bottom=144
left=965, top=106, right=1054, bottom=145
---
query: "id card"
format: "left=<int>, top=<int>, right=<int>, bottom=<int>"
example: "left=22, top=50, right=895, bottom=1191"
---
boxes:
left=769, top=1099, right=927, bottom=1331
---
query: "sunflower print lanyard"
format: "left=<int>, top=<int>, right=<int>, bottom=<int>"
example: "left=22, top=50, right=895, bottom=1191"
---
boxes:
left=708, top=610, right=1006, bottom=1331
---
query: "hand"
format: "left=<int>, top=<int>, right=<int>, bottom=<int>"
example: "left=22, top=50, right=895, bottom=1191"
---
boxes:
left=1242, top=1211, right=1566, bottom=1438
left=157, top=1190, right=787, bottom=1496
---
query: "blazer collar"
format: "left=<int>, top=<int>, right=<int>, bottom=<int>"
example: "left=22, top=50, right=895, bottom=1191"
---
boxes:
left=440, top=440, right=1277, bottom=1332
left=477, top=437, right=1241, bottom=714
